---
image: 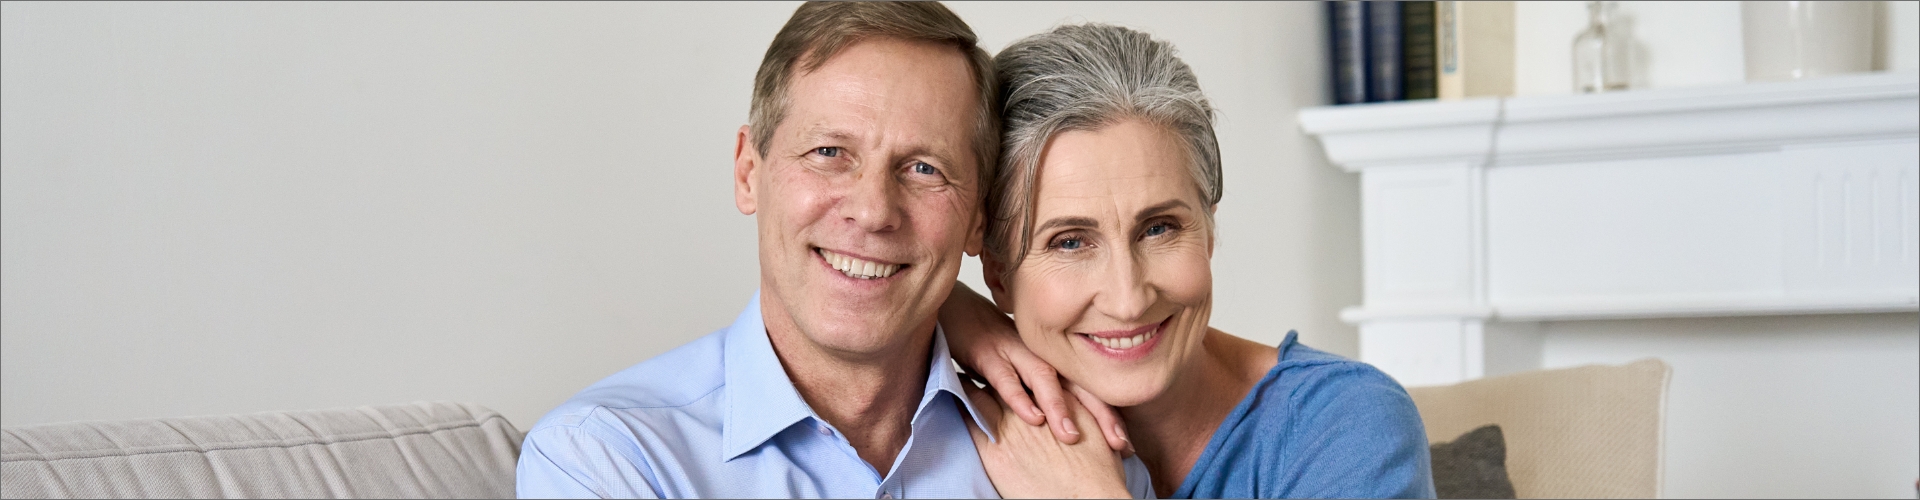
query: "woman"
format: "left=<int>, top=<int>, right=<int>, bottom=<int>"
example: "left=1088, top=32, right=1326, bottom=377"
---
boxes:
left=941, top=24, right=1435, bottom=498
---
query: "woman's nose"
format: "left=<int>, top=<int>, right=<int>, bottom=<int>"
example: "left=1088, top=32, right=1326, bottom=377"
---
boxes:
left=1096, top=251, right=1156, bottom=323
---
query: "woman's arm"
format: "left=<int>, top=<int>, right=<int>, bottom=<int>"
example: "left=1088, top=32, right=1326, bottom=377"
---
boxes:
left=958, top=381, right=1132, bottom=499
left=940, top=281, right=1132, bottom=453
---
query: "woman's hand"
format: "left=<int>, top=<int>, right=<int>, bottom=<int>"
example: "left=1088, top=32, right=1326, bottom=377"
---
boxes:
left=941, top=282, right=1133, bottom=454
left=959, top=381, right=1131, bottom=499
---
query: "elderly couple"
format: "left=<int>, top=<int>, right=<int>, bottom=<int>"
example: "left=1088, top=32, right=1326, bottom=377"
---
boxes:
left=518, top=2, right=1434, bottom=498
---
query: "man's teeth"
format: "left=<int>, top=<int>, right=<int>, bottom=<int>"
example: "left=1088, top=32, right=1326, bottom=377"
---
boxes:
left=820, top=249, right=902, bottom=280
left=1089, top=330, right=1155, bottom=350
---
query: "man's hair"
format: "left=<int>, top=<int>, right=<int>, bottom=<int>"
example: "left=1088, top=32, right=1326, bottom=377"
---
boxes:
left=986, top=23, right=1223, bottom=279
left=749, top=1, right=1000, bottom=196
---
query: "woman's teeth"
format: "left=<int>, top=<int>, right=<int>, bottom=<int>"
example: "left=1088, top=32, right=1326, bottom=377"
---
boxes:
left=819, top=249, right=902, bottom=280
left=1088, top=330, right=1155, bottom=350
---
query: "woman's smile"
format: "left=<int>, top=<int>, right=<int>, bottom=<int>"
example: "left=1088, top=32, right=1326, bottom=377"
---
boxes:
left=1074, top=317, right=1169, bottom=361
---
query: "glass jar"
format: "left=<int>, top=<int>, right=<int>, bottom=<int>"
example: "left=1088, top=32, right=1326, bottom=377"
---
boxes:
left=1572, top=1, right=1630, bottom=93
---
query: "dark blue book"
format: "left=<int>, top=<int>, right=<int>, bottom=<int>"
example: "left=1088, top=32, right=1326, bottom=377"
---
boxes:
left=1367, top=0, right=1403, bottom=102
left=1329, top=1, right=1369, bottom=104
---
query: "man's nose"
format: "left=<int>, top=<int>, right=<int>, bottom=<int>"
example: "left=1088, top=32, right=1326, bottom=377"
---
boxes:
left=839, top=167, right=903, bottom=233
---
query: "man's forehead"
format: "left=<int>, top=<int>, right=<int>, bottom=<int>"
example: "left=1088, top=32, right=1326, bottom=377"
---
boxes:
left=781, top=63, right=974, bottom=152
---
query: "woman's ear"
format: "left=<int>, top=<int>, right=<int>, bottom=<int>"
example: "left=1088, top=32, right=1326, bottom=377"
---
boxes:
left=981, top=255, right=1015, bottom=315
left=1207, top=203, right=1219, bottom=256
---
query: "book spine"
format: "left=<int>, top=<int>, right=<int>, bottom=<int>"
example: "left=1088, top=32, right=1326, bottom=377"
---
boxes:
left=1367, top=1, right=1403, bottom=102
left=1436, top=1, right=1465, bottom=100
left=1330, top=1, right=1369, bottom=104
left=1402, top=1, right=1438, bottom=100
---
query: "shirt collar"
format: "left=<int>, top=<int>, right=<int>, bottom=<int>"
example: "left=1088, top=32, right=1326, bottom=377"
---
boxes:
left=721, top=290, right=995, bottom=460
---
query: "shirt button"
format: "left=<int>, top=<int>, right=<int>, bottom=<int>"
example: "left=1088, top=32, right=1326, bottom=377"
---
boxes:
left=878, top=493, right=892, bottom=499
left=817, top=424, right=833, bottom=436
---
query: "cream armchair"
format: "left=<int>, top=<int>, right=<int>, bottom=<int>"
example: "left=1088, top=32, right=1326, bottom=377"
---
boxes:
left=1409, top=358, right=1672, bottom=499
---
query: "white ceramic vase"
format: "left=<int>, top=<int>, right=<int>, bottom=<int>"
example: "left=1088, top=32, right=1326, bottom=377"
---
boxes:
left=1741, top=1, right=1874, bottom=81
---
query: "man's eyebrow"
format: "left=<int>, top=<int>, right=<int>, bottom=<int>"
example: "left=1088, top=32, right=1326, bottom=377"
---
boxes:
left=795, top=126, right=857, bottom=145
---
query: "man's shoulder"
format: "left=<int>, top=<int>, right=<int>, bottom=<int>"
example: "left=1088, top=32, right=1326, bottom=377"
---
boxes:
left=529, top=328, right=731, bottom=433
left=517, top=328, right=740, bottom=498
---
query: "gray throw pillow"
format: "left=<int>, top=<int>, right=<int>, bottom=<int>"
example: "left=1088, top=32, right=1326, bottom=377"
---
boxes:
left=1429, top=424, right=1517, bottom=499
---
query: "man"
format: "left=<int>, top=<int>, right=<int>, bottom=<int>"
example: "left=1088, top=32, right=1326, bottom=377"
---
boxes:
left=517, top=3, right=1026, bottom=497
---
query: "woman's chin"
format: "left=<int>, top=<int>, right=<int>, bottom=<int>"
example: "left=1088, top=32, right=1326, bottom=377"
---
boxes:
left=1074, top=370, right=1172, bottom=408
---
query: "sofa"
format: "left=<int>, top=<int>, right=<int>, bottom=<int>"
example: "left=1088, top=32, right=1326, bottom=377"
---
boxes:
left=1, top=402, right=521, bottom=498
left=2, top=360, right=1668, bottom=499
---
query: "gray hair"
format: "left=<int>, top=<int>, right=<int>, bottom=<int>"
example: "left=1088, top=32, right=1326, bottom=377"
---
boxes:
left=985, top=23, right=1223, bottom=277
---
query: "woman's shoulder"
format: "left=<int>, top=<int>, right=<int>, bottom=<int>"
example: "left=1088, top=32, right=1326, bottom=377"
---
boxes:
left=1261, top=331, right=1413, bottom=408
left=1181, top=331, right=1436, bottom=498
left=1232, top=331, right=1427, bottom=452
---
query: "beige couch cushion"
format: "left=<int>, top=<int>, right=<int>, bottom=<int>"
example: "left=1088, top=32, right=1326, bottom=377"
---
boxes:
left=1408, top=359, right=1671, bottom=499
left=1, top=401, right=522, bottom=499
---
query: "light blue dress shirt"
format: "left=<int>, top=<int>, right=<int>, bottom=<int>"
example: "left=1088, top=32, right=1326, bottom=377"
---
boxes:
left=516, top=292, right=1152, bottom=498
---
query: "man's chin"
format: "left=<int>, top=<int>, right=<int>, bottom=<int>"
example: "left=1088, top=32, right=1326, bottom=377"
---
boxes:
left=795, top=315, right=931, bottom=358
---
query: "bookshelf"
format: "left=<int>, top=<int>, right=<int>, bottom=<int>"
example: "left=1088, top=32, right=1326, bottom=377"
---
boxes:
left=1298, top=71, right=1920, bottom=386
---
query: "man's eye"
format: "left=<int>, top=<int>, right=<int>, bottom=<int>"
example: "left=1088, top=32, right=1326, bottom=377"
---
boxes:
left=911, top=162, right=938, bottom=176
left=814, top=147, right=841, bottom=158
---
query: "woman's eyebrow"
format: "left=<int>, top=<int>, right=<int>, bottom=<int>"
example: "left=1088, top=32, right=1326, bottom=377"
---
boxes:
left=1134, top=199, right=1192, bottom=222
left=1034, top=216, right=1100, bottom=234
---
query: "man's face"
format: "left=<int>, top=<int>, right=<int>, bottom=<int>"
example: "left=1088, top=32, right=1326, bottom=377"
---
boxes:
left=734, top=37, right=982, bottom=360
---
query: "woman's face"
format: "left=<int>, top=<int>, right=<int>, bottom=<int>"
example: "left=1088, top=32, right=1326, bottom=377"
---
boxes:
left=996, top=118, right=1214, bottom=408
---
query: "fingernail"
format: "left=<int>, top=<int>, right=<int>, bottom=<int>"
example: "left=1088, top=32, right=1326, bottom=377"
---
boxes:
left=1113, top=425, right=1127, bottom=441
left=1063, top=419, right=1080, bottom=436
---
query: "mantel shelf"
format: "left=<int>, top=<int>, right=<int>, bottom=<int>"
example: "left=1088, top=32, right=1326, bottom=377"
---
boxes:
left=1300, top=71, right=1920, bottom=171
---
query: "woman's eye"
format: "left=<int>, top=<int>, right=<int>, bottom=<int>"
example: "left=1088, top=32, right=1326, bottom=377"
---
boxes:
left=911, top=162, right=938, bottom=176
left=1144, top=223, right=1170, bottom=237
left=1050, top=235, right=1088, bottom=252
left=814, top=147, right=841, bottom=158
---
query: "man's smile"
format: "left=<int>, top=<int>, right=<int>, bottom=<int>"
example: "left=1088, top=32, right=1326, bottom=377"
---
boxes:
left=815, top=247, right=908, bottom=280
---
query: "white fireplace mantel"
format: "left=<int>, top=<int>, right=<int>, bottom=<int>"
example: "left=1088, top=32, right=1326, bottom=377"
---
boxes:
left=1299, top=72, right=1920, bottom=386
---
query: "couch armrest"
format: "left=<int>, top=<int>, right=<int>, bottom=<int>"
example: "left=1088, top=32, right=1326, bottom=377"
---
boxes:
left=2, top=401, right=523, bottom=499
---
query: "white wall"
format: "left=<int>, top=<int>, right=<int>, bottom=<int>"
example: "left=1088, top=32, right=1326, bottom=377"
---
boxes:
left=1540, top=313, right=1920, bottom=499
left=1515, top=1, right=1920, bottom=97
left=0, top=2, right=1357, bottom=429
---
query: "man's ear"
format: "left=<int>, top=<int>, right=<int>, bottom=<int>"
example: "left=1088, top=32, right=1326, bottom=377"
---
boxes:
left=734, top=125, right=759, bottom=216
left=964, top=207, right=985, bottom=257
left=980, top=254, right=1014, bottom=315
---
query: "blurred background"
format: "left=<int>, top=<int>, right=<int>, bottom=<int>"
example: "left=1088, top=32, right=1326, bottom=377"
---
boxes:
left=2, top=2, right=1915, bottom=498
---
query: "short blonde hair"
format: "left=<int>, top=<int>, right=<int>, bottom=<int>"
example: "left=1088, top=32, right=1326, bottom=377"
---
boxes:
left=986, top=24, right=1223, bottom=277
left=749, top=1, right=1000, bottom=194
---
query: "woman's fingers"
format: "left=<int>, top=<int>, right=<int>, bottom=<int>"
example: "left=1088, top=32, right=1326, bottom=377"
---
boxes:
left=1067, top=380, right=1132, bottom=455
left=977, top=352, right=1046, bottom=427
left=959, top=382, right=1005, bottom=439
left=1007, top=349, right=1080, bottom=444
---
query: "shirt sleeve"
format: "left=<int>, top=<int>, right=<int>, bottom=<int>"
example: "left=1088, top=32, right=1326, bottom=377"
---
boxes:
left=516, top=423, right=663, bottom=499
left=1277, top=365, right=1437, bottom=499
